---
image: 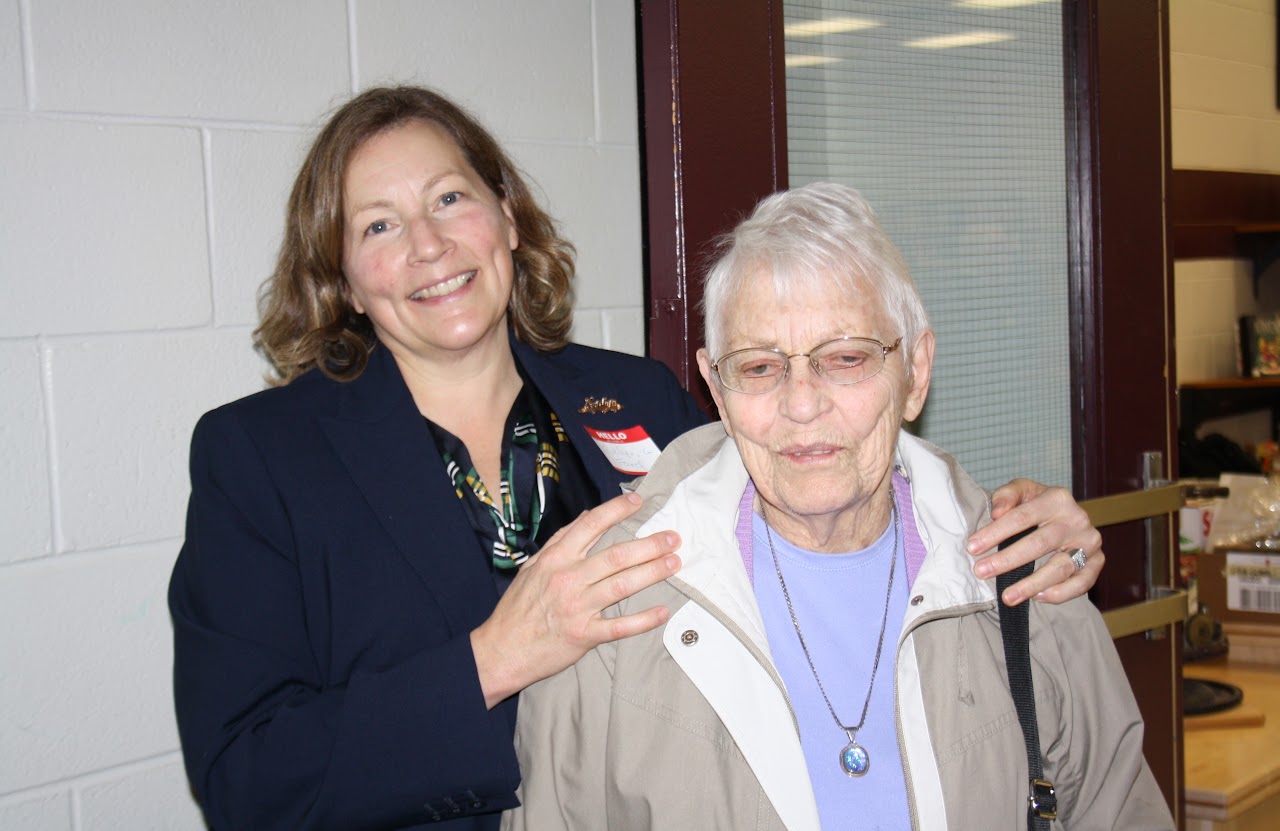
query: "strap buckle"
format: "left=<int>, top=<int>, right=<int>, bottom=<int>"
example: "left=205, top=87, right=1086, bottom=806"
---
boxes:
left=1028, top=777, right=1058, bottom=820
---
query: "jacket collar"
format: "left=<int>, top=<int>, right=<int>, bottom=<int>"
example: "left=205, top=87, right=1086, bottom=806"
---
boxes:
left=319, top=345, right=499, bottom=633
left=632, top=427, right=997, bottom=645
left=333, top=342, right=411, bottom=423
left=893, top=432, right=996, bottom=621
left=637, top=430, right=769, bottom=650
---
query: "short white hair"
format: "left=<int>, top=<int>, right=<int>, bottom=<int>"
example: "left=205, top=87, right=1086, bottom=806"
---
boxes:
left=701, top=182, right=930, bottom=365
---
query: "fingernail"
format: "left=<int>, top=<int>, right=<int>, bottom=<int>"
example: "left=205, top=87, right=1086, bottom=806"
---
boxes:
left=966, top=539, right=981, bottom=554
left=974, top=561, right=994, bottom=579
left=625, top=492, right=642, bottom=504
left=665, top=555, right=681, bottom=571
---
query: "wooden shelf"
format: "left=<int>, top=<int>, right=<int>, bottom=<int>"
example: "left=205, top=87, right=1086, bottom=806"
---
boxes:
left=1235, top=223, right=1280, bottom=235
left=1175, top=223, right=1280, bottom=292
left=1182, top=378, right=1280, bottom=391
left=1180, top=378, right=1280, bottom=441
left=1239, top=225, right=1280, bottom=289
left=1171, top=171, right=1280, bottom=293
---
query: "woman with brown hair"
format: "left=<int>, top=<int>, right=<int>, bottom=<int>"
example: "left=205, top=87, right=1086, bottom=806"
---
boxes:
left=169, top=86, right=1104, bottom=830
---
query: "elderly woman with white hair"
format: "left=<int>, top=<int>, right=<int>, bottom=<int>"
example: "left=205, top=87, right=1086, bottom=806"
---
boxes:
left=502, top=183, right=1173, bottom=830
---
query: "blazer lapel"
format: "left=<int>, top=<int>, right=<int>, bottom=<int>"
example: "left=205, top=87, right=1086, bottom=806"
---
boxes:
left=513, top=340, right=624, bottom=500
left=319, top=347, right=497, bottom=634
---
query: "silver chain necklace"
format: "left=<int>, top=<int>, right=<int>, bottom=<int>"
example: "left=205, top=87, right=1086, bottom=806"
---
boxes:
left=764, top=490, right=899, bottom=778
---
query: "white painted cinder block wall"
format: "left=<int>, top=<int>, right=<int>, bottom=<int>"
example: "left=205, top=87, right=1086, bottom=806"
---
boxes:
left=1171, top=0, right=1280, bottom=392
left=0, top=1, right=645, bottom=827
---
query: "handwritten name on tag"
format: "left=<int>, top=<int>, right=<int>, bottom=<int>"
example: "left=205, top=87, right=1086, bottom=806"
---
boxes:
left=584, top=425, right=661, bottom=476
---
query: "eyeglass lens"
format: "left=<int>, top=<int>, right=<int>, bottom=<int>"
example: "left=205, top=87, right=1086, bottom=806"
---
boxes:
left=717, top=338, right=891, bottom=393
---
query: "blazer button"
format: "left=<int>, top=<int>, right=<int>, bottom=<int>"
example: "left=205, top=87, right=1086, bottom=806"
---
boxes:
left=680, top=629, right=699, bottom=645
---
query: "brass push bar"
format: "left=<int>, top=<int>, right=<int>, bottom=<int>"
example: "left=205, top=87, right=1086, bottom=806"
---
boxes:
left=1078, top=484, right=1189, bottom=639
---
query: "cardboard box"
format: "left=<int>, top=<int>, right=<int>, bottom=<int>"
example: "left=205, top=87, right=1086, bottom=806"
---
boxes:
left=1197, top=548, right=1280, bottom=624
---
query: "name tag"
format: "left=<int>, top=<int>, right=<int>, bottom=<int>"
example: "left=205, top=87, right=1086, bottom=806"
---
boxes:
left=584, top=425, right=661, bottom=476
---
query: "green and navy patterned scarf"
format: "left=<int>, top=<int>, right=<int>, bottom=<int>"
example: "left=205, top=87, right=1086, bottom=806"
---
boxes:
left=427, top=379, right=588, bottom=576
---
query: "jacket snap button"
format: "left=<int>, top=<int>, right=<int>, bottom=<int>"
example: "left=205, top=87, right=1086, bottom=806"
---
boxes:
left=910, top=595, right=924, bottom=606
left=680, top=629, right=699, bottom=645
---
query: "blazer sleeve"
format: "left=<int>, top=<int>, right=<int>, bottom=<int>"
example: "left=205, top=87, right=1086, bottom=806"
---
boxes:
left=170, top=409, right=520, bottom=830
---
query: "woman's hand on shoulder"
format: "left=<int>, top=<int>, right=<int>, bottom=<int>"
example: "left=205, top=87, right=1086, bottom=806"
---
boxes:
left=470, top=492, right=681, bottom=709
left=967, top=478, right=1104, bottom=607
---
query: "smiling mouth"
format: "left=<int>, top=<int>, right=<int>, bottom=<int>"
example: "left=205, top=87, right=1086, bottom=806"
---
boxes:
left=409, top=271, right=476, bottom=300
left=781, top=445, right=840, bottom=461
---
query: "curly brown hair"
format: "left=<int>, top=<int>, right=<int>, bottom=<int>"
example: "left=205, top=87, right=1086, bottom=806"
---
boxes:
left=255, top=86, right=576, bottom=384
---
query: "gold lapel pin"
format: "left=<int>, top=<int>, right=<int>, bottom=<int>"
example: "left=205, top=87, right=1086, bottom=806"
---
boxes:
left=579, top=396, right=623, bottom=414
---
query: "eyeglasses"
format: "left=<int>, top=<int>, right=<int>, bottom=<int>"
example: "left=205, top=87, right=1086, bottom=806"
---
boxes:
left=711, top=336, right=902, bottom=394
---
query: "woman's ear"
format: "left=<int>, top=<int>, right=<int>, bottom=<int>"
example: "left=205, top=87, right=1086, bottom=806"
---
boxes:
left=696, top=348, right=733, bottom=433
left=341, top=277, right=366, bottom=315
left=501, top=198, right=518, bottom=251
left=902, top=330, right=935, bottom=423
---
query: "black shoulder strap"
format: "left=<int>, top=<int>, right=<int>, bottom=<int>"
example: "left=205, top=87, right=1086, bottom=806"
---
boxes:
left=997, top=535, right=1057, bottom=830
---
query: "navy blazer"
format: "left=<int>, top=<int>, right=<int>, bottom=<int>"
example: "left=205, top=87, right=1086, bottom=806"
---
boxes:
left=170, top=340, right=706, bottom=831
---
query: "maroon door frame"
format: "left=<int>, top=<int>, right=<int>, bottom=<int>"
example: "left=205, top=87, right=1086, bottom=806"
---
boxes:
left=1065, top=0, right=1182, bottom=820
left=639, top=0, right=788, bottom=414
left=639, top=0, right=1181, bottom=822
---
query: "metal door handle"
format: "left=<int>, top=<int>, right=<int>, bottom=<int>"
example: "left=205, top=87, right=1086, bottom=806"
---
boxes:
left=1079, top=484, right=1184, bottom=527
left=1100, top=588, right=1188, bottom=639
left=1079, top=473, right=1189, bottom=640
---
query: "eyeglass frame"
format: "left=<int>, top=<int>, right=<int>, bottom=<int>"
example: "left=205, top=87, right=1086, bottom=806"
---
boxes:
left=710, top=335, right=903, bottom=394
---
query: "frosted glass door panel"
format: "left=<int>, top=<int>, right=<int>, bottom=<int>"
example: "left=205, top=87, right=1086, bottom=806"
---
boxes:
left=785, top=0, right=1071, bottom=491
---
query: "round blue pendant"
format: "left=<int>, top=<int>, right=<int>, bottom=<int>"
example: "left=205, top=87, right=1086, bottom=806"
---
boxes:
left=841, top=741, right=870, bottom=777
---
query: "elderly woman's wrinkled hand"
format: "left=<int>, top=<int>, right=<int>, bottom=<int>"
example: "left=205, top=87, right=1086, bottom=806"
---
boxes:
left=967, top=479, right=1104, bottom=606
left=470, top=492, right=682, bottom=709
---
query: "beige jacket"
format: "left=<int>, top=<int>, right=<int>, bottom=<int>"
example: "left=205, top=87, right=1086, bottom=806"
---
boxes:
left=503, top=424, right=1173, bottom=830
